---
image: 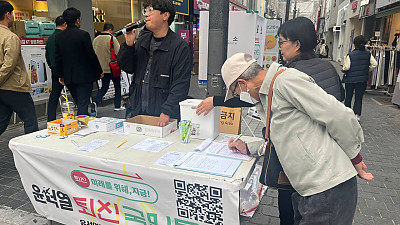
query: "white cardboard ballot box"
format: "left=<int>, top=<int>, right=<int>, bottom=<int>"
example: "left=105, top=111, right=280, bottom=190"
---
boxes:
left=179, top=99, right=220, bottom=140
left=123, top=115, right=177, bottom=138
left=88, top=117, right=124, bottom=132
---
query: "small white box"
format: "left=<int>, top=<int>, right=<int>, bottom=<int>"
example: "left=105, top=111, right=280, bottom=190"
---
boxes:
left=123, top=115, right=177, bottom=138
left=179, top=99, right=220, bottom=140
left=88, top=117, right=125, bottom=132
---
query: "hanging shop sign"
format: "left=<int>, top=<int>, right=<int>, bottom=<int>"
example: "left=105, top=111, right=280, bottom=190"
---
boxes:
left=352, top=1, right=358, bottom=11
left=13, top=11, right=30, bottom=21
left=178, top=30, right=190, bottom=43
left=349, top=0, right=361, bottom=18
left=93, top=8, right=106, bottom=23
left=360, top=0, right=369, bottom=7
left=171, top=0, right=189, bottom=16
left=194, top=0, right=209, bottom=11
left=359, top=0, right=375, bottom=18
left=376, top=0, right=400, bottom=9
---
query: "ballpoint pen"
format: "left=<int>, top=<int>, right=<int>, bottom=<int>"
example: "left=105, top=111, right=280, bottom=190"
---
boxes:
left=232, top=134, right=242, bottom=143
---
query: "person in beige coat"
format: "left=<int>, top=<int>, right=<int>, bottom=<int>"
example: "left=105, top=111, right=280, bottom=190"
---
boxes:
left=224, top=53, right=373, bottom=224
left=92, top=23, right=124, bottom=111
left=0, top=1, right=38, bottom=135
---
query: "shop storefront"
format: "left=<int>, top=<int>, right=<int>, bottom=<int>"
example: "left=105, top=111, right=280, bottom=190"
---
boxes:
left=332, top=0, right=349, bottom=62
left=372, top=0, right=400, bottom=103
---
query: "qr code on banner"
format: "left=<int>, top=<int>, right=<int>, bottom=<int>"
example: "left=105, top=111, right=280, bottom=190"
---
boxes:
left=174, top=179, right=223, bottom=225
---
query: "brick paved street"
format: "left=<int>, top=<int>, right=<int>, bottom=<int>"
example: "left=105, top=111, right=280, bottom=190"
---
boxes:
left=0, top=60, right=399, bottom=224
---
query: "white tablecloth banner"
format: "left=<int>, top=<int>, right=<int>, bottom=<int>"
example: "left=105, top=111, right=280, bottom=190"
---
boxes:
left=10, top=141, right=239, bottom=225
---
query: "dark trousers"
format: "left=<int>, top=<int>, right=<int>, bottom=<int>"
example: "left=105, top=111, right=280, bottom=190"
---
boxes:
left=292, top=176, right=357, bottom=225
left=279, top=189, right=295, bottom=225
left=0, top=90, right=39, bottom=135
left=93, top=73, right=121, bottom=108
left=344, top=82, right=367, bottom=116
left=47, top=77, right=64, bottom=122
left=66, top=83, right=93, bottom=115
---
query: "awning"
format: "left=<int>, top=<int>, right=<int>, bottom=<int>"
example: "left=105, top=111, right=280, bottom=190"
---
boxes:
left=376, top=5, right=400, bottom=18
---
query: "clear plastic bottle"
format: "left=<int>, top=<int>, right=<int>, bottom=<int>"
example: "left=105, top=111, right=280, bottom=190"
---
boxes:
left=61, top=101, right=77, bottom=119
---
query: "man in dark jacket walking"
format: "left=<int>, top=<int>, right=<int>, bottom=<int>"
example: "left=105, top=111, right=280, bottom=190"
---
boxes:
left=118, top=0, right=192, bottom=126
left=45, top=15, right=66, bottom=121
left=55, top=8, right=103, bottom=115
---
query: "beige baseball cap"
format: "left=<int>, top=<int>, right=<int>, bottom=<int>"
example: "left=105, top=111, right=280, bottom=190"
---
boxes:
left=222, top=53, right=256, bottom=102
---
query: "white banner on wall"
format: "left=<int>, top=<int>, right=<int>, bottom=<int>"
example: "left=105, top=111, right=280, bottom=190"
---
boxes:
left=227, top=11, right=266, bottom=66
left=263, top=19, right=280, bottom=69
left=10, top=140, right=240, bottom=225
left=199, top=11, right=267, bottom=83
left=21, top=45, right=52, bottom=102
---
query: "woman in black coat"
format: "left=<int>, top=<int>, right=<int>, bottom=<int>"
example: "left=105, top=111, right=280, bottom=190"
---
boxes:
left=342, top=35, right=377, bottom=121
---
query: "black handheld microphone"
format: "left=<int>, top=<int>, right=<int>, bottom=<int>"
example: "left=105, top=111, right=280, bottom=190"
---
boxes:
left=114, top=20, right=146, bottom=37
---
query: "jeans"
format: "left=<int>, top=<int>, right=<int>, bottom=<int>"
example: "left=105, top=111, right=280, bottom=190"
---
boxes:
left=93, top=73, right=121, bottom=108
left=279, top=189, right=295, bottom=225
left=0, top=90, right=39, bottom=135
left=47, top=76, right=64, bottom=121
left=292, top=176, right=357, bottom=225
left=66, top=82, right=93, bottom=115
left=344, top=82, right=367, bottom=116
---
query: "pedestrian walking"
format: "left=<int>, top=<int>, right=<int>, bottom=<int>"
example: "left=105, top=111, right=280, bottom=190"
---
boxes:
left=92, top=23, right=125, bottom=111
left=0, top=1, right=39, bottom=135
left=55, top=8, right=103, bottom=116
left=317, top=39, right=328, bottom=58
left=46, top=15, right=67, bottom=122
left=342, top=35, right=378, bottom=121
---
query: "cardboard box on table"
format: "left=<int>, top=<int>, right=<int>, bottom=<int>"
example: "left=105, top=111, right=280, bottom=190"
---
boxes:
left=123, top=115, right=177, bottom=138
left=220, top=107, right=241, bottom=135
left=47, top=119, right=78, bottom=136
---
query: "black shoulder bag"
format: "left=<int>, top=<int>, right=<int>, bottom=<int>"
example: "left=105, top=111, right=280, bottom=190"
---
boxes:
left=259, top=69, right=294, bottom=190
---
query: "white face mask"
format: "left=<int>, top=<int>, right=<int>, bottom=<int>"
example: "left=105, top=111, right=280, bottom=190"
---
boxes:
left=239, top=84, right=259, bottom=104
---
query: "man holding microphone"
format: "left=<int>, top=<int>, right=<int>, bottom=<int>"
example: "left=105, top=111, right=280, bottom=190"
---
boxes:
left=118, top=0, right=192, bottom=126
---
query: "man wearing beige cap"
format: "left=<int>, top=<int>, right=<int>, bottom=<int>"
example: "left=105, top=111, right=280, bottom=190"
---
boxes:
left=222, top=53, right=373, bottom=224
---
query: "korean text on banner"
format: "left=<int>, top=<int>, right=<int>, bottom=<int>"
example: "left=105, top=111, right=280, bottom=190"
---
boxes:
left=220, top=107, right=241, bottom=135
left=9, top=137, right=241, bottom=225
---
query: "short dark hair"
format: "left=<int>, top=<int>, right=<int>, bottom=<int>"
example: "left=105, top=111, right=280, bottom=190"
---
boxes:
left=144, top=0, right=176, bottom=25
left=0, top=1, right=13, bottom=21
left=55, top=15, right=65, bottom=27
left=278, top=17, right=317, bottom=53
left=103, top=23, right=114, bottom=31
left=62, top=7, right=81, bottom=24
left=320, top=39, right=325, bottom=44
left=353, top=35, right=367, bottom=51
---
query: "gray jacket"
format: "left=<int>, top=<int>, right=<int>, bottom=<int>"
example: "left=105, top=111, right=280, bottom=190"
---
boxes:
left=248, top=63, right=362, bottom=196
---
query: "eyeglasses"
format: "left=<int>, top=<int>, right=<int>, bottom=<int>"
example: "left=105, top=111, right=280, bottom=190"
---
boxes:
left=278, top=40, right=291, bottom=47
left=142, top=6, right=159, bottom=16
left=231, top=82, right=239, bottom=98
